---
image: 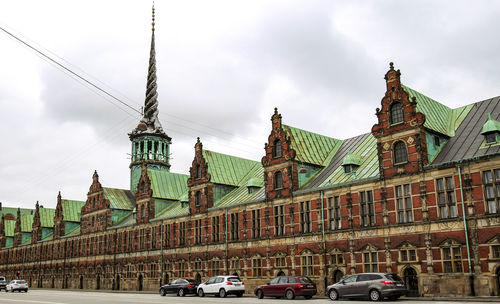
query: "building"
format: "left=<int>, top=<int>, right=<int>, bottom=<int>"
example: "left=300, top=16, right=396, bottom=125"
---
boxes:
left=1, top=8, right=500, bottom=298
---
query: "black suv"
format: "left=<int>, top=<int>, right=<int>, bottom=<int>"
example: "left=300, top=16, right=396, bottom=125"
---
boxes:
left=159, top=278, right=199, bottom=296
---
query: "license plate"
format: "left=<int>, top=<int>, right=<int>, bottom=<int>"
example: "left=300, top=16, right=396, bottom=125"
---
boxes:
left=307, top=285, right=313, bottom=288
left=234, top=283, right=241, bottom=286
left=396, top=284, right=403, bottom=287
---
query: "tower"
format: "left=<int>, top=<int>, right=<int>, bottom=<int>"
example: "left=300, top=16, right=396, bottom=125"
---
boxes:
left=129, top=5, right=171, bottom=191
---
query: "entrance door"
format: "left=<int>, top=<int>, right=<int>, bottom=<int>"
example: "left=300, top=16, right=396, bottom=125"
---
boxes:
left=403, top=267, right=419, bottom=297
left=79, top=275, right=83, bottom=289
left=496, top=267, right=500, bottom=296
left=116, top=275, right=120, bottom=290
left=138, top=274, right=143, bottom=291
left=333, top=270, right=344, bottom=283
left=96, top=275, right=100, bottom=290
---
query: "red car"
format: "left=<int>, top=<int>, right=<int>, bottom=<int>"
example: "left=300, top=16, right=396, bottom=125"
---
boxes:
left=254, top=276, right=317, bottom=300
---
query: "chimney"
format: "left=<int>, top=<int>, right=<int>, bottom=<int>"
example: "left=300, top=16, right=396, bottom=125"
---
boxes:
left=0, top=202, right=2, bottom=210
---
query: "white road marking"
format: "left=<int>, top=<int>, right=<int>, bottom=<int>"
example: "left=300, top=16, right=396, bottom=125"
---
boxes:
left=0, top=299, right=67, bottom=304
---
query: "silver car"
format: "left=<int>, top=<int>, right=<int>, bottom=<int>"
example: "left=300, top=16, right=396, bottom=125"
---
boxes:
left=326, top=273, right=406, bottom=301
left=6, top=280, right=28, bottom=292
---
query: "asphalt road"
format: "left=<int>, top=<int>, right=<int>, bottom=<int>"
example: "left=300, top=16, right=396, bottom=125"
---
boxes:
left=0, top=290, right=496, bottom=304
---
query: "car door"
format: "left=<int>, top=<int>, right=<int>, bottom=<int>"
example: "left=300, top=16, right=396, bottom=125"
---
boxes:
left=166, top=279, right=177, bottom=293
left=214, top=276, right=224, bottom=293
left=276, top=276, right=289, bottom=296
left=353, top=274, right=371, bottom=297
left=337, top=274, right=358, bottom=297
left=204, top=277, right=216, bottom=294
left=265, top=277, right=280, bottom=296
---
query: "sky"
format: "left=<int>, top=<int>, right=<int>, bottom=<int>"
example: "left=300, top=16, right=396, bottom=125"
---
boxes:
left=0, top=0, right=499, bottom=210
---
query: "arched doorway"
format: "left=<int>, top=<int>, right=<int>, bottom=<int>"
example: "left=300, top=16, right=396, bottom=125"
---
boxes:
left=138, top=274, right=143, bottom=291
left=96, top=275, right=100, bottom=290
left=496, top=267, right=500, bottom=296
left=79, top=275, right=84, bottom=289
left=403, top=267, right=419, bottom=297
left=333, top=270, right=344, bottom=283
left=277, top=271, right=285, bottom=276
left=195, top=273, right=202, bottom=283
left=51, top=276, right=55, bottom=288
left=164, top=273, right=169, bottom=285
left=64, top=276, right=69, bottom=289
left=115, top=274, right=120, bottom=290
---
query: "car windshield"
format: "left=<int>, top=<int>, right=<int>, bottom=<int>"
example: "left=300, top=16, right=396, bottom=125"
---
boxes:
left=227, top=277, right=241, bottom=282
left=298, top=277, right=313, bottom=283
left=17, top=280, right=26, bottom=284
left=385, top=274, right=402, bottom=282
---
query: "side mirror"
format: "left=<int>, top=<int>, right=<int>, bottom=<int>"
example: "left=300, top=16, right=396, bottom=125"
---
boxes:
left=341, top=281, right=345, bottom=285
left=266, top=282, right=270, bottom=285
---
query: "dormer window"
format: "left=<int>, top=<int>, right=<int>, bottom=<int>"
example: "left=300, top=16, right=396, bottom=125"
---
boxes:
left=274, top=171, right=283, bottom=189
left=390, top=101, right=404, bottom=125
left=273, top=139, right=282, bottom=158
left=481, top=113, right=500, bottom=145
left=341, top=150, right=362, bottom=174
left=344, top=164, right=355, bottom=173
left=394, top=141, right=408, bottom=164
left=195, top=165, right=202, bottom=179
left=486, top=133, right=497, bottom=144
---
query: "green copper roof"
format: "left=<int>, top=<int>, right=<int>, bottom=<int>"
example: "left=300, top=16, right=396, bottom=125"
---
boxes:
left=62, top=199, right=85, bottom=222
left=0, top=207, right=33, bottom=219
left=63, top=224, right=80, bottom=237
left=21, top=214, right=33, bottom=233
left=247, top=177, right=264, bottom=187
left=214, top=165, right=265, bottom=209
left=320, top=134, right=379, bottom=186
left=154, top=201, right=189, bottom=220
left=403, top=85, right=473, bottom=137
left=203, top=150, right=260, bottom=186
left=148, top=169, right=189, bottom=200
left=283, top=125, right=342, bottom=166
left=481, top=113, right=500, bottom=134
left=4, top=219, right=15, bottom=236
left=103, top=188, right=135, bottom=210
left=342, top=151, right=363, bottom=166
left=39, top=208, right=55, bottom=228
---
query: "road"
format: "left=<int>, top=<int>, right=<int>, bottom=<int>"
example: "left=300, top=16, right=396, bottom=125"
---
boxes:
left=0, top=290, right=496, bottom=304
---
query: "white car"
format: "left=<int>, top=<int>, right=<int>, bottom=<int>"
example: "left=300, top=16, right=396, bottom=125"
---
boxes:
left=6, top=280, right=28, bottom=292
left=197, top=275, right=244, bottom=298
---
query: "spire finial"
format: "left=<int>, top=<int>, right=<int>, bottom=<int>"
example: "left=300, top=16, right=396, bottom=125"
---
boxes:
left=389, top=62, right=394, bottom=70
left=274, top=107, right=278, bottom=115
left=489, top=113, right=493, bottom=120
left=152, top=2, right=155, bottom=32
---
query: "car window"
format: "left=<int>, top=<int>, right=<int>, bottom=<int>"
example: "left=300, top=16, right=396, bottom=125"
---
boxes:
left=368, top=274, right=382, bottom=280
left=385, top=274, right=402, bottom=282
left=18, top=280, right=26, bottom=284
left=269, top=277, right=280, bottom=285
left=277, top=277, right=287, bottom=284
left=206, top=277, right=216, bottom=284
left=215, top=277, right=224, bottom=283
left=171, top=279, right=179, bottom=284
left=186, top=279, right=197, bottom=284
left=298, top=277, right=313, bottom=283
left=288, top=277, right=297, bottom=284
left=357, top=274, right=370, bottom=282
left=227, top=277, right=241, bottom=283
left=343, top=275, right=357, bottom=283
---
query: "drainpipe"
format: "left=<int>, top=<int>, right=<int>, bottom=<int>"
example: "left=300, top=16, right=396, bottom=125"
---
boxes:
left=225, top=208, right=228, bottom=275
left=320, top=191, right=327, bottom=293
left=160, top=223, right=163, bottom=286
left=457, top=166, right=475, bottom=296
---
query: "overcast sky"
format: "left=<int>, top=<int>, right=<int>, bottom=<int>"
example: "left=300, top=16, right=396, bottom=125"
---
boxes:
left=1, top=0, right=499, bottom=210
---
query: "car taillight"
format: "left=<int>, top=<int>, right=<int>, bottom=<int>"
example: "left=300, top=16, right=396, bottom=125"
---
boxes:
left=186, top=284, right=194, bottom=287
left=381, top=281, right=395, bottom=286
left=226, top=282, right=233, bottom=285
left=242, top=282, right=244, bottom=285
left=298, top=284, right=304, bottom=288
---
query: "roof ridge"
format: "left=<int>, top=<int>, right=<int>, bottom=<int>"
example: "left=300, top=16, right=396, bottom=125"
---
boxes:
left=203, top=149, right=260, bottom=163
left=283, top=124, right=340, bottom=141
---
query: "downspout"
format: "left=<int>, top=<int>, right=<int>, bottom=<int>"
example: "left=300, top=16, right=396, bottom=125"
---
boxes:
left=225, top=208, right=228, bottom=274
left=160, top=223, right=163, bottom=285
left=320, top=190, right=327, bottom=293
left=457, top=166, right=475, bottom=296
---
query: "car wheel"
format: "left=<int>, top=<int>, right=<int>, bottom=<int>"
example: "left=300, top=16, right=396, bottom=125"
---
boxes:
left=256, top=289, right=264, bottom=299
left=178, top=289, right=186, bottom=297
left=328, top=289, right=339, bottom=301
left=219, top=288, right=227, bottom=298
left=285, top=289, right=295, bottom=300
left=369, top=289, right=381, bottom=301
left=160, top=288, right=167, bottom=296
left=198, top=288, right=205, bottom=297
left=304, top=295, right=313, bottom=299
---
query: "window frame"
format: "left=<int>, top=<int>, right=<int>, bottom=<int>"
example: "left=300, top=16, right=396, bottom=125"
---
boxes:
left=390, top=101, right=404, bottom=125
left=360, top=190, right=375, bottom=227
left=395, top=184, right=414, bottom=223
left=274, top=205, right=285, bottom=236
left=436, top=177, right=458, bottom=219
left=273, top=139, right=283, bottom=158
left=362, top=250, right=379, bottom=272
left=300, top=201, right=312, bottom=233
left=274, top=171, right=284, bottom=189
left=328, top=196, right=342, bottom=230
left=482, top=169, right=500, bottom=214
left=441, top=245, right=463, bottom=273
left=393, top=141, right=408, bottom=164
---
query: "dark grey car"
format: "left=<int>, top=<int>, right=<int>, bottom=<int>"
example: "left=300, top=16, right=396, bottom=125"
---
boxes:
left=326, top=273, right=406, bottom=301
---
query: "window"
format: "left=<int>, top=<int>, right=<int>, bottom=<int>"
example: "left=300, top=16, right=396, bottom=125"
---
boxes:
left=196, top=165, right=202, bottom=179
left=360, top=190, right=375, bottom=227
left=252, top=209, right=261, bottom=238
left=390, top=101, right=404, bottom=124
left=195, top=219, right=202, bottom=244
left=252, top=257, right=262, bottom=277
left=328, top=196, right=341, bottom=230
left=211, top=260, right=221, bottom=276
left=301, top=254, right=313, bottom=276
left=179, top=222, right=186, bottom=246
left=442, top=246, right=462, bottom=273
left=400, top=248, right=417, bottom=262
left=330, top=251, right=344, bottom=265
left=436, top=177, right=458, bottom=218
left=195, top=191, right=202, bottom=207
left=486, top=133, right=497, bottom=144
left=492, top=245, right=500, bottom=259
left=274, top=205, right=285, bottom=236
left=212, top=216, right=220, bottom=242
left=275, top=255, right=286, bottom=268
left=396, top=184, right=413, bottom=223
left=273, top=139, right=283, bottom=158
left=434, top=136, right=440, bottom=146
left=363, top=250, right=378, bottom=272
left=178, top=261, right=185, bottom=277
left=231, top=213, right=239, bottom=241
left=300, top=201, right=312, bottom=233
left=343, top=164, right=356, bottom=174
left=393, top=141, right=408, bottom=164
left=274, top=171, right=283, bottom=189
left=483, top=169, right=500, bottom=214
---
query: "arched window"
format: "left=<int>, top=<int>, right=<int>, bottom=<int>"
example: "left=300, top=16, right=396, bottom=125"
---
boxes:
left=195, top=191, right=202, bottom=206
left=273, top=139, right=283, bottom=158
left=196, top=165, right=202, bottom=179
left=394, top=141, right=408, bottom=164
left=390, top=102, right=404, bottom=124
left=274, top=171, right=283, bottom=189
